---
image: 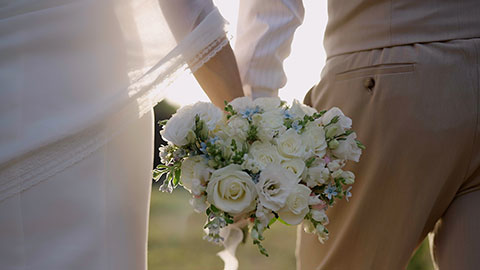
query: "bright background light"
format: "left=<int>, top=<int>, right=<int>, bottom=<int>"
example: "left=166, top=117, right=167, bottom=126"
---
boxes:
left=165, top=0, right=328, bottom=106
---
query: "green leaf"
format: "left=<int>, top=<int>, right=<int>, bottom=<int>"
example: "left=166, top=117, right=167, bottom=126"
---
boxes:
left=305, top=157, right=316, bottom=168
left=210, top=205, right=220, bottom=213
left=329, top=115, right=340, bottom=124
left=172, top=169, right=181, bottom=186
left=152, top=169, right=167, bottom=181
left=356, top=139, right=366, bottom=150
left=157, top=119, right=168, bottom=126
left=276, top=217, right=292, bottom=226
left=268, top=217, right=277, bottom=227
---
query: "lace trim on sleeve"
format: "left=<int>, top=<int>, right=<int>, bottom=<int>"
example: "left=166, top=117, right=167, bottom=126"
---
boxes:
left=0, top=7, right=230, bottom=202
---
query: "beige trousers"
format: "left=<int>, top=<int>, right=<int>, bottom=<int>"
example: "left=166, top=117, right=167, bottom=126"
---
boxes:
left=299, top=38, right=480, bottom=270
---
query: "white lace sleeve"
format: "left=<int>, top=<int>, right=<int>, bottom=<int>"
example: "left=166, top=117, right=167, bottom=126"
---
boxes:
left=0, top=0, right=230, bottom=201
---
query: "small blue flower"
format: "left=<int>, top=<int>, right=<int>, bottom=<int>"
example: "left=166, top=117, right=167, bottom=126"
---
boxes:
left=324, top=184, right=338, bottom=200
left=209, top=136, right=219, bottom=145
left=345, top=186, right=352, bottom=202
left=241, top=106, right=260, bottom=120
left=283, top=109, right=293, bottom=119
left=251, top=173, right=260, bottom=184
left=200, top=142, right=207, bottom=153
left=292, top=120, right=302, bottom=133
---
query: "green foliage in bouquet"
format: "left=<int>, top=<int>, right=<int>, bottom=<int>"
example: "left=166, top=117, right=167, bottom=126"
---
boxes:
left=154, top=97, right=364, bottom=257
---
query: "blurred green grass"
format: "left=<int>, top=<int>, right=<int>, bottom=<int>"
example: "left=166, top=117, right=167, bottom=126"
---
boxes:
left=147, top=186, right=435, bottom=270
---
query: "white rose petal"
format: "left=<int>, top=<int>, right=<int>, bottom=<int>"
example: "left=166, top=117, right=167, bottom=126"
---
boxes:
left=190, top=102, right=223, bottom=130
left=343, top=171, right=355, bottom=185
left=190, top=179, right=206, bottom=197
left=331, top=132, right=362, bottom=162
left=308, top=195, right=323, bottom=206
left=321, top=107, right=352, bottom=137
left=306, top=166, right=330, bottom=187
left=256, top=165, right=299, bottom=211
left=311, top=209, right=329, bottom=225
left=278, top=184, right=312, bottom=225
left=327, top=159, right=344, bottom=172
left=247, top=141, right=283, bottom=170
left=225, top=115, right=250, bottom=141
left=289, top=99, right=317, bottom=118
left=276, top=129, right=307, bottom=158
left=253, top=97, right=282, bottom=112
left=302, top=121, right=328, bottom=157
left=229, top=97, right=254, bottom=112
left=255, top=204, right=275, bottom=229
left=303, top=219, right=316, bottom=234
left=160, top=102, right=223, bottom=146
left=180, top=156, right=210, bottom=193
left=160, top=105, right=196, bottom=146
left=206, top=165, right=257, bottom=214
left=316, top=224, right=329, bottom=243
left=190, top=195, right=209, bottom=213
left=281, top=158, right=306, bottom=179
left=253, top=109, right=286, bottom=142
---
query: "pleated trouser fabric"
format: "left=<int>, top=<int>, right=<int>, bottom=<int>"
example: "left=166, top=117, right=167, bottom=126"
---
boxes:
left=0, top=111, right=154, bottom=270
left=299, top=38, right=480, bottom=270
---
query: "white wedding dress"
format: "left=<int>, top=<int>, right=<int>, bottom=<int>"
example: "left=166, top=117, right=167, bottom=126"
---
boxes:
left=0, top=0, right=228, bottom=269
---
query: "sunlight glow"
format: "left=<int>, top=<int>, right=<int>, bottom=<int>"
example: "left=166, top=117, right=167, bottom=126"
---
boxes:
left=164, top=0, right=328, bottom=107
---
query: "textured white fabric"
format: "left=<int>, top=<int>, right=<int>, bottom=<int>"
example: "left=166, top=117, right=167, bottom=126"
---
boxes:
left=0, top=111, right=154, bottom=270
left=0, top=0, right=229, bottom=200
left=235, top=0, right=304, bottom=98
left=0, top=1, right=228, bottom=269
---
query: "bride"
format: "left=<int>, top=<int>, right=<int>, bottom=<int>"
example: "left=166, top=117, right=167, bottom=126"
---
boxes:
left=0, top=0, right=243, bottom=269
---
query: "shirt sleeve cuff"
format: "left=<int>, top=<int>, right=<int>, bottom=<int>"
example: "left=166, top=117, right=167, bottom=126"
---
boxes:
left=243, top=85, right=279, bottom=99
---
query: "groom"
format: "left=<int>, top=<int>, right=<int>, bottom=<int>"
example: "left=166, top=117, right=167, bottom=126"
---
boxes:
left=234, top=0, right=480, bottom=269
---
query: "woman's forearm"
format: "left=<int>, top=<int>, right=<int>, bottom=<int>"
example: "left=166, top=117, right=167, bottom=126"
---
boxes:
left=193, top=43, right=244, bottom=108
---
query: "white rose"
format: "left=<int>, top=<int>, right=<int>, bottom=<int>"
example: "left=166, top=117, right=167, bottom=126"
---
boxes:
left=289, top=99, right=317, bottom=118
left=190, top=102, right=224, bottom=130
left=206, top=165, right=257, bottom=214
left=190, top=195, right=209, bottom=213
left=241, top=158, right=260, bottom=174
left=253, top=97, right=282, bottom=112
left=278, top=184, right=311, bottom=225
left=281, top=158, right=305, bottom=179
left=225, top=115, right=250, bottom=141
left=331, top=132, right=362, bottom=162
left=255, top=204, right=275, bottom=229
left=276, top=129, right=307, bottom=158
left=327, top=159, right=344, bottom=172
left=180, top=156, right=210, bottom=194
left=311, top=209, right=329, bottom=225
left=191, top=179, right=207, bottom=197
left=256, top=165, right=299, bottom=211
left=308, top=195, right=324, bottom=206
left=316, top=224, right=329, bottom=243
left=321, top=107, right=352, bottom=137
left=306, top=166, right=330, bottom=187
left=248, top=141, right=283, bottom=170
left=253, top=109, right=286, bottom=142
left=160, top=104, right=196, bottom=146
left=343, top=170, right=355, bottom=185
left=229, top=96, right=254, bottom=112
left=303, top=219, right=316, bottom=234
left=302, top=121, right=328, bottom=157
left=160, top=102, right=223, bottom=146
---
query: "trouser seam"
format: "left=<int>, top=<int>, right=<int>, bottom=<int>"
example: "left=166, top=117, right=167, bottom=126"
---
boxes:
left=462, top=39, right=480, bottom=184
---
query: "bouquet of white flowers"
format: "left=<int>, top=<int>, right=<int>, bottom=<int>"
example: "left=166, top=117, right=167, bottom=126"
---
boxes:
left=154, top=97, right=364, bottom=256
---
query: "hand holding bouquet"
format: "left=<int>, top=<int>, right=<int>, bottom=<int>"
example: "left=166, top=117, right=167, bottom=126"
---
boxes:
left=154, top=97, right=364, bottom=256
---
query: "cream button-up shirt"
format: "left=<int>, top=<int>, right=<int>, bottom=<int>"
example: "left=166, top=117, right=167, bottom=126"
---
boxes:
left=235, top=0, right=304, bottom=99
